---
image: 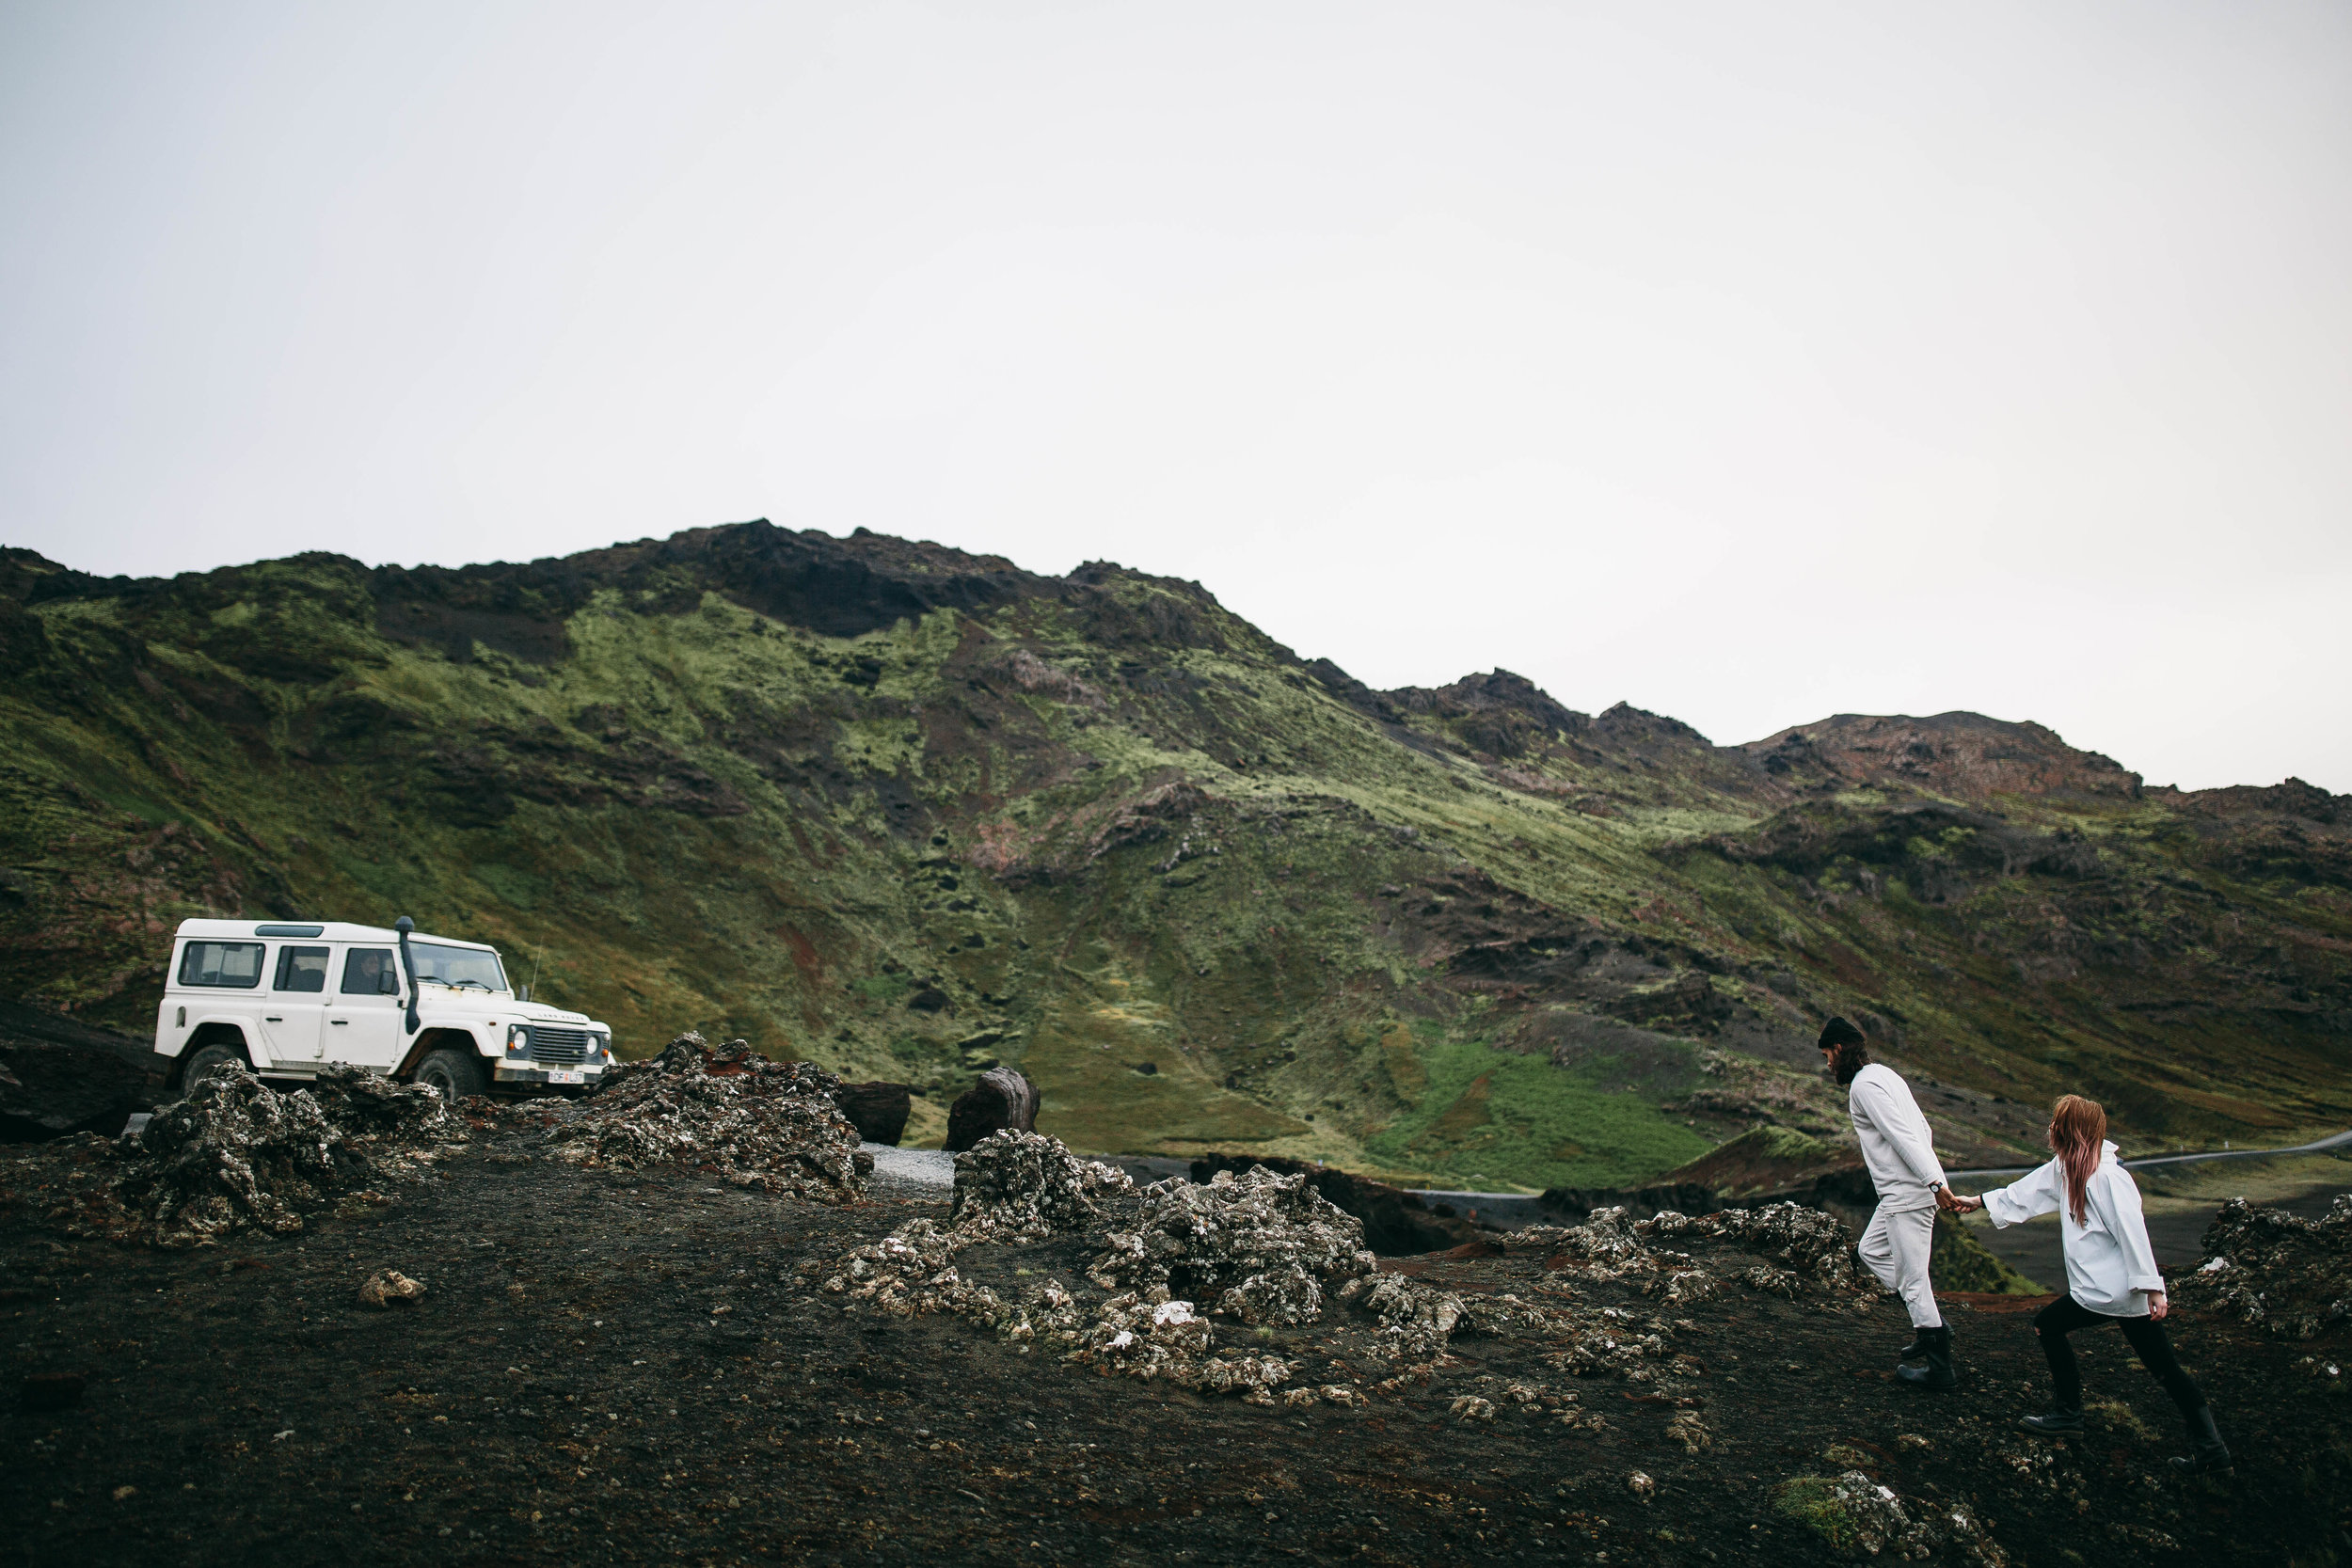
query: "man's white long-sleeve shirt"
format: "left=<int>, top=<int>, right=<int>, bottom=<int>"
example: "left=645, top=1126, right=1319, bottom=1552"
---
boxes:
left=1847, top=1062, right=1947, bottom=1211
left=1981, top=1141, right=2166, bottom=1316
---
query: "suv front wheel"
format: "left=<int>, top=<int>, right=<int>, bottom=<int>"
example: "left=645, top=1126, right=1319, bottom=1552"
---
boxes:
left=177, top=1041, right=246, bottom=1100
left=415, top=1048, right=489, bottom=1105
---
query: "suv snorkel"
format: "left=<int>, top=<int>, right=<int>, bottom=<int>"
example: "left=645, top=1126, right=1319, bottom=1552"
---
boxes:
left=394, top=915, right=421, bottom=1036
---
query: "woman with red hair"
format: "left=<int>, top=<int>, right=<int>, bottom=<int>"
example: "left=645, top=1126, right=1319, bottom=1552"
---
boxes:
left=1952, top=1095, right=2230, bottom=1473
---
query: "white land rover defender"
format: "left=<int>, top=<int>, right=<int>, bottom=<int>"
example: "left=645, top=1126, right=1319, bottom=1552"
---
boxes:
left=153, top=916, right=614, bottom=1103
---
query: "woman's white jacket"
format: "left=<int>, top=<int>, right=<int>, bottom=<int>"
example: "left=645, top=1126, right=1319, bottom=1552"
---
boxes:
left=1981, top=1140, right=2166, bottom=1316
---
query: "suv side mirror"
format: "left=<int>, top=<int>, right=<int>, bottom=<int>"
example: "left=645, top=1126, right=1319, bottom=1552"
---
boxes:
left=379, top=972, right=400, bottom=995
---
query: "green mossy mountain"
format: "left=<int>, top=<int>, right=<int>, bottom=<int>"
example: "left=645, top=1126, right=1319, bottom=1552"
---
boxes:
left=4, top=523, right=2346, bottom=1185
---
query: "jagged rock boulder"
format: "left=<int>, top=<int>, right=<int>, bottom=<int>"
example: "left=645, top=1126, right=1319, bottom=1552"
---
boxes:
left=1093, top=1165, right=1376, bottom=1324
left=18, top=1064, right=455, bottom=1247
left=1651, top=1201, right=1875, bottom=1292
left=950, top=1129, right=1132, bottom=1240
left=807, top=1148, right=1942, bottom=1416
left=116, top=1068, right=346, bottom=1243
left=1188, top=1152, right=1486, bottom=1255
left=305, top=1066, right=464, bottom=1144
left=818, top=1136, right=1315, bottom=1402
left=834, top=1081, right=913, bottom=1147
left=946, top=1067, right=1039, bottom=1153
left=358, top=1269, right=427, bottom=1308
left=820, top=1219, right=994, bottom=1321
left=1773, top=1471, right=2009, bottom=1564
left=1350, top=1271, right=1470, bottom=1359
left=546, top=1033, right=866, bottom=1202
left=1496, top=1201, right=1874, bottom=1312
left=2176, top=1195, right=2352, bottom=1338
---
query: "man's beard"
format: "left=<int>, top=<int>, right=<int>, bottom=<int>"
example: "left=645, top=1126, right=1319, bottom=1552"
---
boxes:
left=1831, top=1043, right=1869, bottom=1085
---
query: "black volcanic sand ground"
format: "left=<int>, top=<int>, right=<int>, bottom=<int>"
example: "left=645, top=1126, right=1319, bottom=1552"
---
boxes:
left=5, top=1144, right=2349, bottom=1567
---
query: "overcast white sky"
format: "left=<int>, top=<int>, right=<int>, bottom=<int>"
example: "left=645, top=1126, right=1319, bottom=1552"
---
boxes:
left=4, top=2, right=2347, bottom=790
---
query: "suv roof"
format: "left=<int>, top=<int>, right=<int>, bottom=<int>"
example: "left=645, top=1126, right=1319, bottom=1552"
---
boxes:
left=170, top=918, right=496, bottom=952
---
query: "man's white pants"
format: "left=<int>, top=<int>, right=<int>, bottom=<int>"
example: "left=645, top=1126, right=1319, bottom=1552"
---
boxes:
left=1857, top=1201, right=1944, bottom=1328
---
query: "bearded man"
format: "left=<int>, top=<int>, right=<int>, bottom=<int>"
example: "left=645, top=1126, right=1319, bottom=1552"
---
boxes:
left=1820, top=1015, right=1960, bottom=1389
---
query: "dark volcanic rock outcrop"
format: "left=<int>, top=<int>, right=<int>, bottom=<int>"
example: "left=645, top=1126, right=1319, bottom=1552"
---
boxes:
left=946, top=1067, right=1040, bottom=1153
left=0, top=1002, right=165, bottom=1142
left=548, top=1032, right=866, bottom=1200
left=949, top=1128, right=1133, bottom=1239
left=834, top=1080, right=913, bottom=1146
left=2180, top=1194, right=2352, bottom=1338
left=1187, top=1152, right=1489, bottom=1255
left=14, top=1065, right=454, bottom=1247
left=1098, top=1164, right=1377, bottom=1325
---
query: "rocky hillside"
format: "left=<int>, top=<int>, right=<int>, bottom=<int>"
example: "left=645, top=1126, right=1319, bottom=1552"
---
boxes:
left=3, top=523, right=2345, bottom=1184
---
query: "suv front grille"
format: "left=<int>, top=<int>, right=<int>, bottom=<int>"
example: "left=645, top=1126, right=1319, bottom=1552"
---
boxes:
left=530, top=1027, right=590, bottom=1064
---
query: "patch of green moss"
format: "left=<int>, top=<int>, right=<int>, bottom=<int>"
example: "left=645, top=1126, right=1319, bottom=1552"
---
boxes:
left=1933, top=1211, right=2043, bottom=1294
left=1756, top=1126, right=1834, bottom=1164
left=1361, top=1028, right=1712, bottom=1190
left=1772, top=1475, right=1859, bottom=1549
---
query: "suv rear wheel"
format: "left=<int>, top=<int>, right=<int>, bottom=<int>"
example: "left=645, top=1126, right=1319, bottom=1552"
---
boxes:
left=177, top=1041, right=246, bottom=1100
left=415, top=1048, right=488, bottom=1105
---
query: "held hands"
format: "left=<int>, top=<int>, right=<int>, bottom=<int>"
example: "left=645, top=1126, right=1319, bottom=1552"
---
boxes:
left=1934, top=1186, right=1983, bottom=1214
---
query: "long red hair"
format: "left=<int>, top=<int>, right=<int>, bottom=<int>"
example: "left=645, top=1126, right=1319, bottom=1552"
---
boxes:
left=2048, top=1094, right=2107, bottom=1226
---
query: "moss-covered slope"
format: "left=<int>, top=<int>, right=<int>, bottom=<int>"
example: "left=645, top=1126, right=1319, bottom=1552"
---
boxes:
left=4, top=524, right=2345, bottom=1184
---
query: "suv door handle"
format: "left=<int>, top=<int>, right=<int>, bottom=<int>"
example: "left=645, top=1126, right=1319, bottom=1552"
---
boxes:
left=264, top=1016, right=283, bottom=1022
left=330, top=1020, right=350, bottom=1026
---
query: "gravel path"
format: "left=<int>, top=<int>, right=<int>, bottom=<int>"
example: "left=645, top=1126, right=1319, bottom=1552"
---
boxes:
left=861, top=1142, right=952, bottom=1189
left=1948, top=1126, right=2352, bottom=1180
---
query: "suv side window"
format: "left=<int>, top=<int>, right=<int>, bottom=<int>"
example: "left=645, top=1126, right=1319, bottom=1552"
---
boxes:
left=273, top=945, right=330, bottom=993
left=342, top=947, right=400, bottom=996
left=180, top=941, right=265, bottom=989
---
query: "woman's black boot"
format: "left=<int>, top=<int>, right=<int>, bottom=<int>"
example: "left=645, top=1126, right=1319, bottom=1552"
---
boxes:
left=2019, top=1408, right=2085, bottom=1436
left=2169, top=1405, right=2232, bottom=1474
left=1895, top=1326, right=1956, bottom=1389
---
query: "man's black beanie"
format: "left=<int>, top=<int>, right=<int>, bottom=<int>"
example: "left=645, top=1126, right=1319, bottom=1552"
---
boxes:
left=1818, top=1016, right=1866, bottom=1051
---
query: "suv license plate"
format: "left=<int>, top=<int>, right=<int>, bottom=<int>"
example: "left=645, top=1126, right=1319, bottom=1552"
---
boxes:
left=548, top=1069, right=584, bottom=1085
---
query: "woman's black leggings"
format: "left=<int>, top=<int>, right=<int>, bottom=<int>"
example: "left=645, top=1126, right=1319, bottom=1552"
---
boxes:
left=2033, top=1293, right=2206, bottom=1416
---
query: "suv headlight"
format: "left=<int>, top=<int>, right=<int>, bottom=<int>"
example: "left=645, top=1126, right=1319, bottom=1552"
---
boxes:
left=506, top=1025, right=530, bottom=1055
left=587, top=1033, right=610, bottom=1059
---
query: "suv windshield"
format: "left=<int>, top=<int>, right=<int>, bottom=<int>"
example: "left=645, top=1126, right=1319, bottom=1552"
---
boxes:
left=409, top=941, right=508, bottom=992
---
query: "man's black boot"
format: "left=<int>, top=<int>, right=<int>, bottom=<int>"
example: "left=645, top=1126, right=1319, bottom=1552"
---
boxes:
left=1895, top=1326, right=1956, bottom=1389
left=2168, top=1404, right=2232, bottom=1474
left=1899, top=1330, right=1926, bottom=1361
left=2019, top=1408, right=2085, bottom=1436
